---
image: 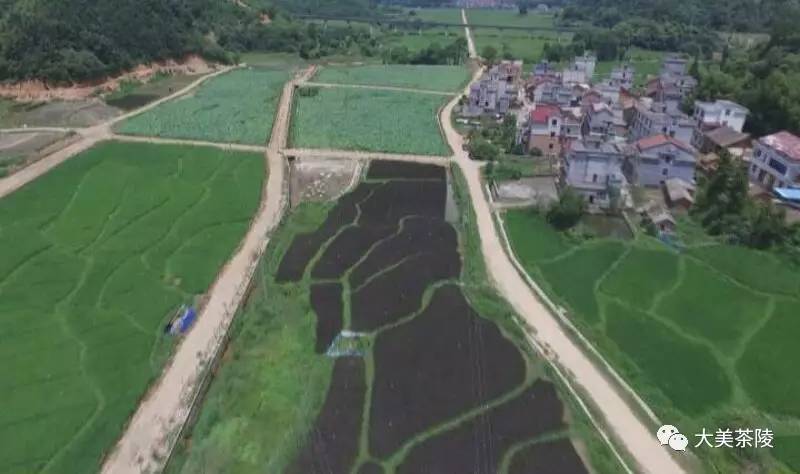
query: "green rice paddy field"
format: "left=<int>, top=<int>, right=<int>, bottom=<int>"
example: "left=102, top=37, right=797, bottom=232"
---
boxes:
left=0, top=141, right=263, bottom=473
left=408, top=7, right=464, bottom=24
left=312, top=65, right=470, bottom=92
left=289, top=87, right=451, bottom=155
left=118, top=68, right=290, bottom=145
left=465, top=9, right=557, bottom=29
left=503, top=210, right=800, bottom=472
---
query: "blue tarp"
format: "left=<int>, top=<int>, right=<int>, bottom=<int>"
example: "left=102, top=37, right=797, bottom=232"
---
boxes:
left=177, top=307, right=197, bottom=333
left=774, top=187, right=800, bottom=203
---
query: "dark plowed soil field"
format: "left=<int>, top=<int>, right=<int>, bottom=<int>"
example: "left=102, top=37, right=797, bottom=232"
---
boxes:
left=311, top=224, right=398, bottom=279
left=310, top=282, right=344, bottom=354
left=350, top=250, right=460, bottom=331
left=397, top=381, right=565, bottom=474
left=278, top=161, right=590, bottom=474
left=369, top=284, right=527, bottom=457
left=357, top=461, right=385, bottom=474
left=367, top=161, right=446, bottom=180
left=509, top=439, right=590, bottom=474
left=285, top=358, right=365, bottom=474
left=349, top=216, right=458, bottom=289
left=276, top=183, right=378, bottom=282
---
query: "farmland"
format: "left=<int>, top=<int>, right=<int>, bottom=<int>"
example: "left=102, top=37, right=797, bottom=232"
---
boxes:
left=118, top=68, right=290, bottom=145
left=312, top=65, right=471, bottom=92
left=0, top=141, right=263, bottom=473
left=289, top=87, right=451, bottom=155
left=471, top=29, right=569, bottom=64
left=166, top=161, right=620, bottom=474
left=408, top=8, right=463, bottom=24
left=465, top=9, right=558, bottom=29
left=503, top=209, right=800, bottom=471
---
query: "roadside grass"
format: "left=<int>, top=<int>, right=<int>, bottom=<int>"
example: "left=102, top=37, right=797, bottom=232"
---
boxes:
left=117, top=68, right=290, bottom=145
left=0, top=141, right=263, bottom=474
left=503, top=209, right=572, bottom=266
left=289, top=87, right=451, bottom=155
left=487, top=154, right=554, bottom=181
left=166, top=203, right=334, bottom=474
left=503, top=209, right=800, bottom=472
left=312, top=64, right=470, bottom=92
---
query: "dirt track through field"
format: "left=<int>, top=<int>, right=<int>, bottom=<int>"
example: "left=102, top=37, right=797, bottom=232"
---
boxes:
left=98, top=66, right=313, bottom=474
left=284, top=147, right=451, bottom=165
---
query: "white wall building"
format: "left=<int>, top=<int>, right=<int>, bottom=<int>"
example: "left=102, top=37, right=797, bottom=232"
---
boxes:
left=749, top=131, right=800, bottom=190
left=693, top=99, right=749, bottom=133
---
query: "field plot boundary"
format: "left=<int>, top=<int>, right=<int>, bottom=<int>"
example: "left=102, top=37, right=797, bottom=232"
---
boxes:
left=304, top=81, right=454, bottom=96
left=493, top=207, right=662, bottom=424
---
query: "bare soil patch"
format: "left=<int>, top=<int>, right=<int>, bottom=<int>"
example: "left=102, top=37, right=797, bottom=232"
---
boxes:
left=290, top=157, right=359, bottom=206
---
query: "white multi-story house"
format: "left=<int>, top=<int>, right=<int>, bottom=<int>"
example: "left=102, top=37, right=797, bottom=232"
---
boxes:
left=630, top=101, right=695, bottom=145
left=626, top=134, right=697, bottom=187
left=581, top=102, right=626, bottom=139
left=463, top=61, right=521, bottom=116
left=749, top=131, right=800, bottom=190
left=562, top=138, right=627, bottom=207
left=693, top=99, right=749, bottom=133
left=608, top=64, right=635, bottom=90
left=563, top=52, right=596, bottom=85
left=646, top=55, right=697, bottom=111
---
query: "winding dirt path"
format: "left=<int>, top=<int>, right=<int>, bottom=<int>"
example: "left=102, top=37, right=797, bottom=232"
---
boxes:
left=99, top=66, right=312, bottom=474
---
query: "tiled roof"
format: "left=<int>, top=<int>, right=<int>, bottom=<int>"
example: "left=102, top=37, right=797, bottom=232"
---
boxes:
left=530, top=104, right=561, bottom=123
left=761, top=131, right=800, bottom=162
left=635, top=134, right=694, bottom=153
left=705, top=126, right=750, bottom=148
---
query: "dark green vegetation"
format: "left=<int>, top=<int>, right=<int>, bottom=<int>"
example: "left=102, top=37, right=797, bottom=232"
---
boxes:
left=504, top=208, right=800, bottom=472
left=103, top=73, right=198, bottom=111
left=0, top=141, right=263, bottom=473
left=167, top=161, right=617, bottom=474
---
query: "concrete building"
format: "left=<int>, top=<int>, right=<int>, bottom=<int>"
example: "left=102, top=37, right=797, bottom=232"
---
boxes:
left=607, top=64, right=635, bottom=90
left=693, top=99, right=749, bottom=133
left=630, top=101, right=695, bottom=145
left=749, top=131, right=800, bottom=190
left=524, top=104, right=562, bottom=156
left=563, top=52, right=596, bottom=85
left=581, top=102, right=626, bottom=140
left=562, top=138, right=627, bottom=207
left=463, top=62, right=522, bottom=116
left=627, top=134, right=697, bottom=187
left=691, top=125, right=750, bottom=155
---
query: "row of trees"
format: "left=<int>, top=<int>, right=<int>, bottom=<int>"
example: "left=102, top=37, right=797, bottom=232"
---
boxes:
left=382, top=38, right=468, bottom=65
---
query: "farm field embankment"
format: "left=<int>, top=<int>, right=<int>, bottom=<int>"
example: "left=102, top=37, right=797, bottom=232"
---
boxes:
left=503, top=209, right=800, bottom=472
left=165, top=161, right=623, bottom=474
left=289, top=87, right=452, bottom=155
left=117, top=68, right=290, bottom=145
left=312, top=65, right=471, bottom=92
left=0, top=141, right=263, bottom=473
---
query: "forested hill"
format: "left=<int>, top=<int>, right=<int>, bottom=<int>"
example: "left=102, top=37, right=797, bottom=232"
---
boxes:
left=0, top=0, right=376, bottom=84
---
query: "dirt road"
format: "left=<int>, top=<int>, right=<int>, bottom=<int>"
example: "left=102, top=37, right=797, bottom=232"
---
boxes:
left=284, top=147, right=451, bottom=165
left=111, top=133, right=266, bottom=153
left=462, top=9, right=477, bottom=58
left=99, top=68, right=311, bottom=474
left=443, top=18, right=685, bottom=474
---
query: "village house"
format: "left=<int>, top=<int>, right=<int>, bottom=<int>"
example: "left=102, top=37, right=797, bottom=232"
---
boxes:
left=749, top=131, right=800, bottom=190
left=626, top=134, right=697, bottom=187
left=663, top=177, right=696, bottom=209
left=524, top=104, right=563, bottom=156
left=607, top=64, right=635, bottom=90
left=463, top=60, right=522, bottom=116
left=562, top=138, right=627, bottom=207
left=581, top=102, right=626, bottom=140
left=691, top=125, right=751, bottom=155
left=630, top=100, right=695, bottom=145
left=563, top=52, right=597, bottom=85
left=693, top=99, right=749, bottom=132
left=645, top=55, right=697, bottom=111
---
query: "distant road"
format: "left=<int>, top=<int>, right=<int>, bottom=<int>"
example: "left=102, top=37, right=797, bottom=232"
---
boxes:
left=294, top=13, right=578, bottom=33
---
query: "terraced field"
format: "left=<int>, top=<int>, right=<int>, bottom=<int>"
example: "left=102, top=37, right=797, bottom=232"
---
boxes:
left=312, top=65, right=470, bottom=92
left=166, top=162, right=620, bottom=474
left=290, top=87, right=451, bottom=155
left=0, top=141, right=263, bottom=473
left=117, top=68, right=290, bottom=145
left=503, top=210, right=800, bottom=472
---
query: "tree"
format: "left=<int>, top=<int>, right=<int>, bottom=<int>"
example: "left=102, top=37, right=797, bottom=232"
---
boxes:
left=518, top=1, right=529, bottom=15
left=691, top=149, right=749, bottom=236
left=547, top=187, right=586, bottom=230
left=467, top=138, right=500, bottom=161
left=482, top=45, right=498, bottom=64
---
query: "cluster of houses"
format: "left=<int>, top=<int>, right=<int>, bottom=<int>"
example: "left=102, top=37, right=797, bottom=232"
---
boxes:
left=463, top=53, right=800, bottom=230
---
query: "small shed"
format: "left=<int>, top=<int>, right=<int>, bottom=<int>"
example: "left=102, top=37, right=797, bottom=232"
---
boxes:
left=663, top=177, right=695, bottom=209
